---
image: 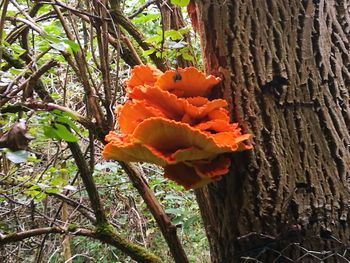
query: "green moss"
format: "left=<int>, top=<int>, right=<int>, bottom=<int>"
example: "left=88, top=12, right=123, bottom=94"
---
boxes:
left=95, top=223, right=114, bottom=235
left=95, top=223, right=161, bottom=263
left=67, top=223, right=78, bottom=232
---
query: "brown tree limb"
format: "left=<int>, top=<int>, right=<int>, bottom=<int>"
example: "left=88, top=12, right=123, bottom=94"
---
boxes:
left=6, top=6, right=45, bottom=36
left=121, top=35, right=143, bottom=65
left=66, top=142, right=162, bottom=261
left=49, top=192, right=96, bottom=223
left=109, top=8, right=167, bottom=71
left=67, top=141, right=108, bottom=225
left=93, top=0, right=114, bottom=128
left=61, top=168, right=72, bottom=263
left=26, top=60, right=59, bottom=89
left=52, top=4, right=106, bottom=129
left=34, top=1, right=145, bottom=69
left=0, top=226, right=161, bottom=263
left=14, top=3, right=44, bottom=65
left=79, top=228, right=162, bottom=263
left=36, top=0, right=107, bottom=21
left=0, top=59, right=59, bottom=107
left=0, top=0, right=10, bottom=63
left=0, top=227, right=65, bottom=245
left=4, top=12, right=55, bottom=44
left=120, top=162, right=189, bottom=263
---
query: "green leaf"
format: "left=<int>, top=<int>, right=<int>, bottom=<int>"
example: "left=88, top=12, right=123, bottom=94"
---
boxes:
left=54, top=124, right=77, bottom=142
left=142, top=48, right=156, bottom=56
left=155, top=51, right=167, bottom=58
left=45, top=188, right=59, bottom=194
left=28, top=185, right=40, bottom=191
left=34, top=192, right=46, bottom=201
left=43, top=21, right=63, bottom=38
left=178, top=27, right=191, bottom=35
left=37, top=39, right=50, bottom=52
left=172, top=215, right=184, bottom=225
left=170, top=0, right=190, bottom=7
left=133, top=13, right=160, bottom=24
left=53, top=109, right=77, bottom=120
left=165, top=208, right=182, bottom=215
left=50, top=92, right=61, bottom=99
left=9, top=68, right=22, bottom=75
left=183, top=216, right=198, bottom=230
left=63, top=39, right=80, bottom=54
left=6, top=150, right=30, bottom=163
left=181, top=51, right=194, bottom=61
left=44, top=35, right=60, bottom=44
left=43, top=126, right=61, bottom=140
left=51, top=177, right=67, bottom=187
left=56, top=116, right=79, bottom=133
left=165, top=30, right=183, bottom=41
left=144, top=35, right=163, bottom=44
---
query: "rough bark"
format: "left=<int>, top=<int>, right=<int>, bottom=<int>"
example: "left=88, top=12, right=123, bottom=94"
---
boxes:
left=195, top=0, right=350, bottom=262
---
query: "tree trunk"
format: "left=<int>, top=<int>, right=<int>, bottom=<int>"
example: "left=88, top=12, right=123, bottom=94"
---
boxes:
left=195, top=0, right=350, bottom=262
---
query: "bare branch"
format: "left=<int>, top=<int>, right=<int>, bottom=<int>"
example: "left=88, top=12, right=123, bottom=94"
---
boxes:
left=52, top=3, right=106, bottom=129
left=0, top=227, right=65, bottom=245
left=0, top=59, right=59, bottom=107
left=109, top=8, right=167, bottom=71
left=49, top=192, right=96, bottom=223
left=0, top=226, right=162, bottom=262
left=121, top=162, right=190, bottom=263
left=128, top=0, right=157, bottom=19
left=0, top=0, right=10, bottom=63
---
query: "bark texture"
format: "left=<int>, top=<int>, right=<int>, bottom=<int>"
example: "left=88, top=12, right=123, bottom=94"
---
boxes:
left=195, top=0, right=350, bottom=262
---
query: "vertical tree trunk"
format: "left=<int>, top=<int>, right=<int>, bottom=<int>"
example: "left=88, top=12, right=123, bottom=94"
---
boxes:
left=195, top=0, right=350, bottom=262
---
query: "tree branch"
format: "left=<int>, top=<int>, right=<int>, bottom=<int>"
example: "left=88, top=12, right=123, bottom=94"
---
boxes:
left=49, top=192, right=96, bottom=223
left=0, top=0, right=10, bottom=63
left=109, top=8, right=167, bottom=71
left=128, top=0, right=157, bottom=19
left=121, top=162, right=189, bottom=263
left=61, top=142, right=162, bottom=262
left=0, top=227, right=65, bottom=245
left=0, top=226, right=161, bottom=263
left=82, top=228, right=162, bottom=263
left=0, top=59, right=58, bottom=107
left=67, top=141, right=108, bottom=225
left=52, top=3, right=106, bottom=128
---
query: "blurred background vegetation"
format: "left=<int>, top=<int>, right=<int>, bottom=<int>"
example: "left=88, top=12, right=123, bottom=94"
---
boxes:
left=0, top=0, right=209, bottom=262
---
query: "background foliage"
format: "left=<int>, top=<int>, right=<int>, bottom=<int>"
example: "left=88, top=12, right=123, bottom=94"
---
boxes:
left=0, top=0, right=208, bottom=262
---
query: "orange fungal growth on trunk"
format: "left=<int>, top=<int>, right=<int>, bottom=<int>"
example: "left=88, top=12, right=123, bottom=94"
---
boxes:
left=155, top=67, right=221, bottom=98
left=102, top=65, right=252, bottom=189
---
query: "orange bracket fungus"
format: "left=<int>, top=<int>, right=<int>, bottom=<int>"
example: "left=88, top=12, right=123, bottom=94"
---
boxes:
left=103, top=65, right=252, bottom=190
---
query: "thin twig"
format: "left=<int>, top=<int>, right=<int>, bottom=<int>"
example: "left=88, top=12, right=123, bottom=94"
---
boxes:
left=128, top=0, right=157, bottom=19
left=0, top=0, right=10, bottom=63
left=0, top=59, right=59, bottom=107
left=37, top=0, right=108, bottom=21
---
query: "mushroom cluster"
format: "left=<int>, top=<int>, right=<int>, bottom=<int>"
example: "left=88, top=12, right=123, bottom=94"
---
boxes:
left=103, top=65, right=252, bottom=189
